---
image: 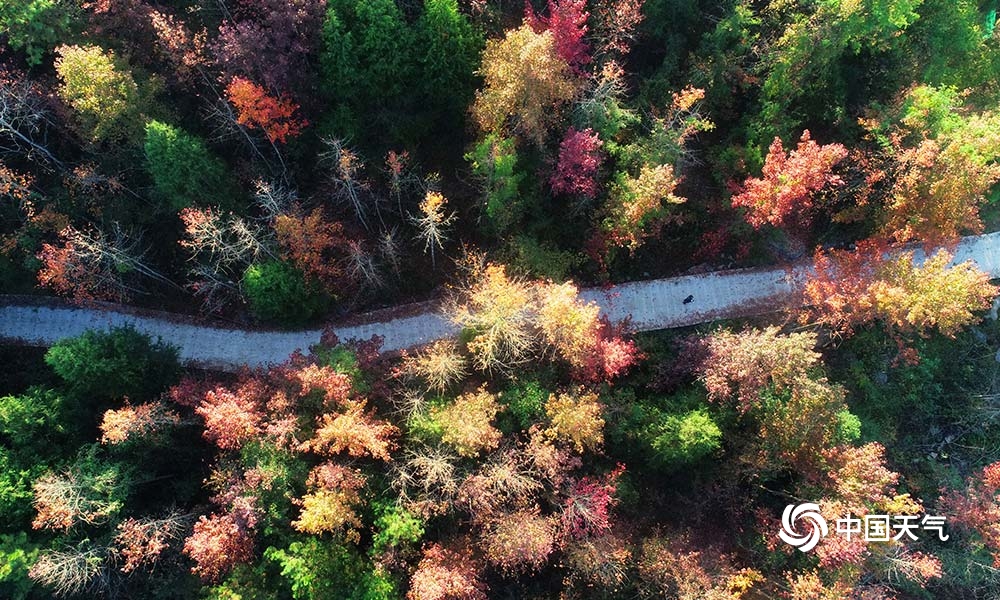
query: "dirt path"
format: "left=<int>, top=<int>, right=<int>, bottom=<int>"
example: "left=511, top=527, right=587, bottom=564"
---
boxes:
left=3, top=233, right=999, bottom=371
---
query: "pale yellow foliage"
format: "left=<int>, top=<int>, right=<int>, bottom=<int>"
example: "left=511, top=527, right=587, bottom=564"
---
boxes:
left=434, top=386, right=503, bottom=458
left=536, top=282, right=601, bottom=368
left=450, top=263, right=535, bottom=372
left=471, top=25, right=578, bottom=144
left=545, top=389, right=605, bottom=453
left=404, top=339, right=468, bottom=393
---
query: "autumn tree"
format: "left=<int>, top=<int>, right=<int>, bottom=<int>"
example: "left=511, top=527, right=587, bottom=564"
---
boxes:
left=292, top=464, right=366, bottom=540
left=637, top=535, right=762, bottom=600
left=302, top=400, right=398, bottom=461
left=32, top=449, right=128, bottom=532
left=471, top=24, right=577, bottom=144
left=195, top=386, right=264, bottom=451
left=603, top=163, right=685, bottom=251
left=113, top=512, right=188, bottom=573
left=274, top=204, right=350, bottom=288
left=535, top=281, right=600, bottom=367
left=54, top=45, right=141, bottom=142
left=37, top=225, right=171, bottom=303
left=412, top=191, right=456, bottom=268
left=144, top=120, right=227, bottom=210
left=225, top=76, right=306, bottom=144
left=212, top=0, right=326, bottom=94
left=696, top=327, right=821, bottom=413
left=408, top=542, right=487, bottom=600
left=941, top=461, right=1000, bottom=566
left=731, top=130, right=848, bottom=230
left=402, top=340, right=467, bottom=394
left=480, top=509, right=556, bottom=575
left=432, top=386, right=503, bottom=458
left=881, top=104, right=1000, bottom=245
left=591, top=0, right=645, bottom=57
left=99, top=402, right=179, bottom=445
left=550, top=127, right=602, bottom=199
left=804, top=243, right=998, bottom=339
left=183, top=513, right=254, bottom=582
left=544, top=389, right=605, bottom=453
left=561, top=465, right=624, bottom=539
left=525, top=0, right=591, bottom=72
left=449, top=263, right=535, bottom=372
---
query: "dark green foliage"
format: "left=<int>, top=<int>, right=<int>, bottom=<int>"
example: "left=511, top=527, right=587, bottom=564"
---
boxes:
left=0, top=387, right=69, bottom=461
left=44, top=326, right=180, bottom=402
left=143, top=121, right=229, bottom=210
left=243, top=261, right=332, bottom=326
left=499, top=380, right=549, bottom=431
left=415, top=0, right=481, bottom=115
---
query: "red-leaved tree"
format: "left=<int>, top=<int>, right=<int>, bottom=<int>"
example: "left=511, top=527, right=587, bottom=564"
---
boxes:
left=225, top=76, right=306, bottom=144
left=550, top=127, right=602, bottom=199
left=526, top=0, right=591, bottom=71
left=732, top=130, right=848, bottom=230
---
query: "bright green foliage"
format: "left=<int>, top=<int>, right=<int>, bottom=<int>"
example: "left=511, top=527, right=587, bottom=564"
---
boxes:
left=143, top=121, right=227, bottom=210
left=44, top=326, right=179, bottom=402
left=54, top=44, right=141, bottom=143
left=415, top=0, right=481, bottom=114
left=466, top=134, right=524, bottom=232
left=0, top=388, right=68, bottom=461
left=0, top=0, right=75, bottom=66
left=0, top=533, right=38, bottom=600
left=265, top=539, right=397, bottom=600
left=648, top=408, right=722, bottom=466
left=0, top=452, right=41, bottom=530
left=371, top=503, right=424, bottom=555
left=242, top=261, right=331, bottom=326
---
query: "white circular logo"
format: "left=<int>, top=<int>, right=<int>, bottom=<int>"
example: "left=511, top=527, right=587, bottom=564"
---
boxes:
left=779, top=503, right=828, bottom=552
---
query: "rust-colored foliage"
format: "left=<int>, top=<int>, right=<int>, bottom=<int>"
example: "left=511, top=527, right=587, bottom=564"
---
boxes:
left=100, top=401, right=179, bottom=445
left=113, top=513, right=186, bottom=573
left=942, top=460, right=1000, bottom=567
left=274, top=205, right=349, bottom=287
left=195, top=386, right=264, bottom=451
left=408, top=542, right=488, bottom=600
left=804, top=242, right=997, bottom=340
left=302, top=399, right=398, bottom=461
left=696, top=327, right=821, bottom=413
left=225, top=76, right=306, bottom=143
left=731, top=130, right=848, bottom=230
left=481, top=508, right=556, bottom=574
left=182, top=513, right=254, bottom=582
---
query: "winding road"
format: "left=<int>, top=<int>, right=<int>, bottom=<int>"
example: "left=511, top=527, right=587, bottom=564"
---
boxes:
left=3, top=233, right=1000, bottom=371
